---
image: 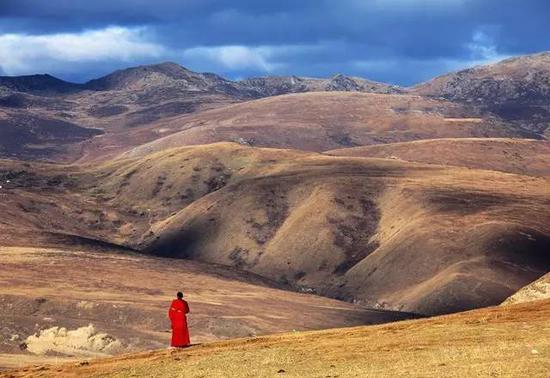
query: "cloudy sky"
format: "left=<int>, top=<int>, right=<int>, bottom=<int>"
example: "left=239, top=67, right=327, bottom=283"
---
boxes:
left=0, top=0, right=548, bottom=85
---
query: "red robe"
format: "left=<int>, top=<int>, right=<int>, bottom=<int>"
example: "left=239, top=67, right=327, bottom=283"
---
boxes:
left=168, top=299, right=190, bottom=347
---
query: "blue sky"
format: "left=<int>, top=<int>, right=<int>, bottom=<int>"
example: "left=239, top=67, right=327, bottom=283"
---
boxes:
left=0, top=0, right=548, bottom=85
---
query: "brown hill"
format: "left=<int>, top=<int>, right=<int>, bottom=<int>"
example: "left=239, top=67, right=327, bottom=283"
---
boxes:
left=2, top=142, right=547, bottom=317
left=326, top=138, right=550, bottom=176
left=411, top=52, right=550, bottom=136
left=5, top=299, right=550, bottom=378
left=123, top=92, right=531, bottom=158
left=121, top=144, right=549, bottom=315
left=0, top=64, right=246, bottom=161
left=83, top=62, right=244, bottom=94
left=0, top=74, right=83, bottom=95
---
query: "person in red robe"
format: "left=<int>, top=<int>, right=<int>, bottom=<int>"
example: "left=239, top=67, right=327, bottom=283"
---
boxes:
left=168, top=291, right=190, bottom=347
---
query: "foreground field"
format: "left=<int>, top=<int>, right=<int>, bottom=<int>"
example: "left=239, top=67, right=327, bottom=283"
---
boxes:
left=4, top=299, right=549, bottom=377
left=0, top=246, right=411, bottom=370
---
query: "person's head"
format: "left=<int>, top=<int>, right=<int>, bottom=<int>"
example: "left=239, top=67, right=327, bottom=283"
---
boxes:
left=177, top=292, right=183, bottom=299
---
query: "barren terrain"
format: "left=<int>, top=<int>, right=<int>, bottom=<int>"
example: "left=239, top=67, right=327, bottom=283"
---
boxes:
left=0, top=64, right=401, bottom=162
left=1, top=52, right=549, bottom=376
left=3, top=54, right=549, bottom=162
left=503, top=273, right=550, bottom=305
left=411, top=52, right=550, bottom=136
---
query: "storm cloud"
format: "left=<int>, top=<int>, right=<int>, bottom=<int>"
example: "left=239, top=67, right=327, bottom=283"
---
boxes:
left=0, top=0, right=548, bottom=85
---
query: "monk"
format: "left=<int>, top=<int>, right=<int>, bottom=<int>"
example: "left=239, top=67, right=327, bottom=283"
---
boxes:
left=168, top=291, right=190, bottom=347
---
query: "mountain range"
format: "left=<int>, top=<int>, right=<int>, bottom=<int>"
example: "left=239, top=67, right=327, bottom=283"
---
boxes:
left=1, top=53, right=549, bottom=161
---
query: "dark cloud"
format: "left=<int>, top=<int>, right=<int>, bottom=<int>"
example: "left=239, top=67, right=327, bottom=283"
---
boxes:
left=1, top=0, right=549, bottom=85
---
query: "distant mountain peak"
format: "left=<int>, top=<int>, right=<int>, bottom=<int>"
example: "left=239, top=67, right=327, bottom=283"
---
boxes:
left=82, top=61, right=237, bottom=92
left=411, top=51, right=550, bottom=135
left=132, top=62, right=195, bottom=76
left=0, top=73, right=83, bottom=94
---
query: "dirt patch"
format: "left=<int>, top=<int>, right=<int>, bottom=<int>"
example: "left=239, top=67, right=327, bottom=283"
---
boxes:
left=24, top=325, right=122, bottom=357
left=204, top=174, right=228, bottom=192
left=229, top=247, right=254, bottom=269
left=0, top=170, right=74, bottom=191
left=152, top=174, right=167, bottom=197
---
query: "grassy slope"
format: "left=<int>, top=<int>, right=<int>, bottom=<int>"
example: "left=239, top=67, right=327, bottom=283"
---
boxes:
left=326, top=138, right=550, bottom=177
left=103, top=143, right=550, bottom=315
left=5, top=299, right=550, bottom=378
left=123, top=92, right=527, bottom=157
left=1, top=143, right=549, bottom=316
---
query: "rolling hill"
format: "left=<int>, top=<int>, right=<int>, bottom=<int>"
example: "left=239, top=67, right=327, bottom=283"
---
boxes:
left=326, top=138, right=550, bottom=176
left=2, top=142, right=548, bottom=317
left=3, top=53, right=550, bottom=162
left=1, top=52, right=549, bottom=376
left=123, top=92, right=532, bottom=158
left=0, top=63, right=403, bottom=162
left=0, top=63, right=253, bottom=161
left=116, top=144, right=549, bottom=315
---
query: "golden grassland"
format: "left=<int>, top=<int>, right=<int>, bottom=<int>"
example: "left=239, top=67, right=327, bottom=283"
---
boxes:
left=3, top=299, right=549, bottom=378
left=1, top=142, right=549, bottom=317
left=125, top=92, right=522, bottom=157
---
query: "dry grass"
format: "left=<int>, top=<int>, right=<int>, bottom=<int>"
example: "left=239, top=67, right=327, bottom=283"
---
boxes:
left=4, top=299, right=550, bottom=377
left=326, top=138, right=550, bottom=176
left=113, top=143, right=549, bottom=315
left=124, top=92, right=522, bottom=157
left=1, top=143, right=549, bottom=318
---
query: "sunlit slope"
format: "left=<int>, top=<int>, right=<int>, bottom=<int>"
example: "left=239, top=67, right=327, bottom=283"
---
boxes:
left=5, top=299, right=550, bottom=378
left=123, top=92, right=529, bottom=157
left=1, top=143, right=548, bottom=316
left=326, top=138, right=550, bottom=176
left=503, top=273, right=550, bottom=305
left=85, top=143, right=550, bottom=315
